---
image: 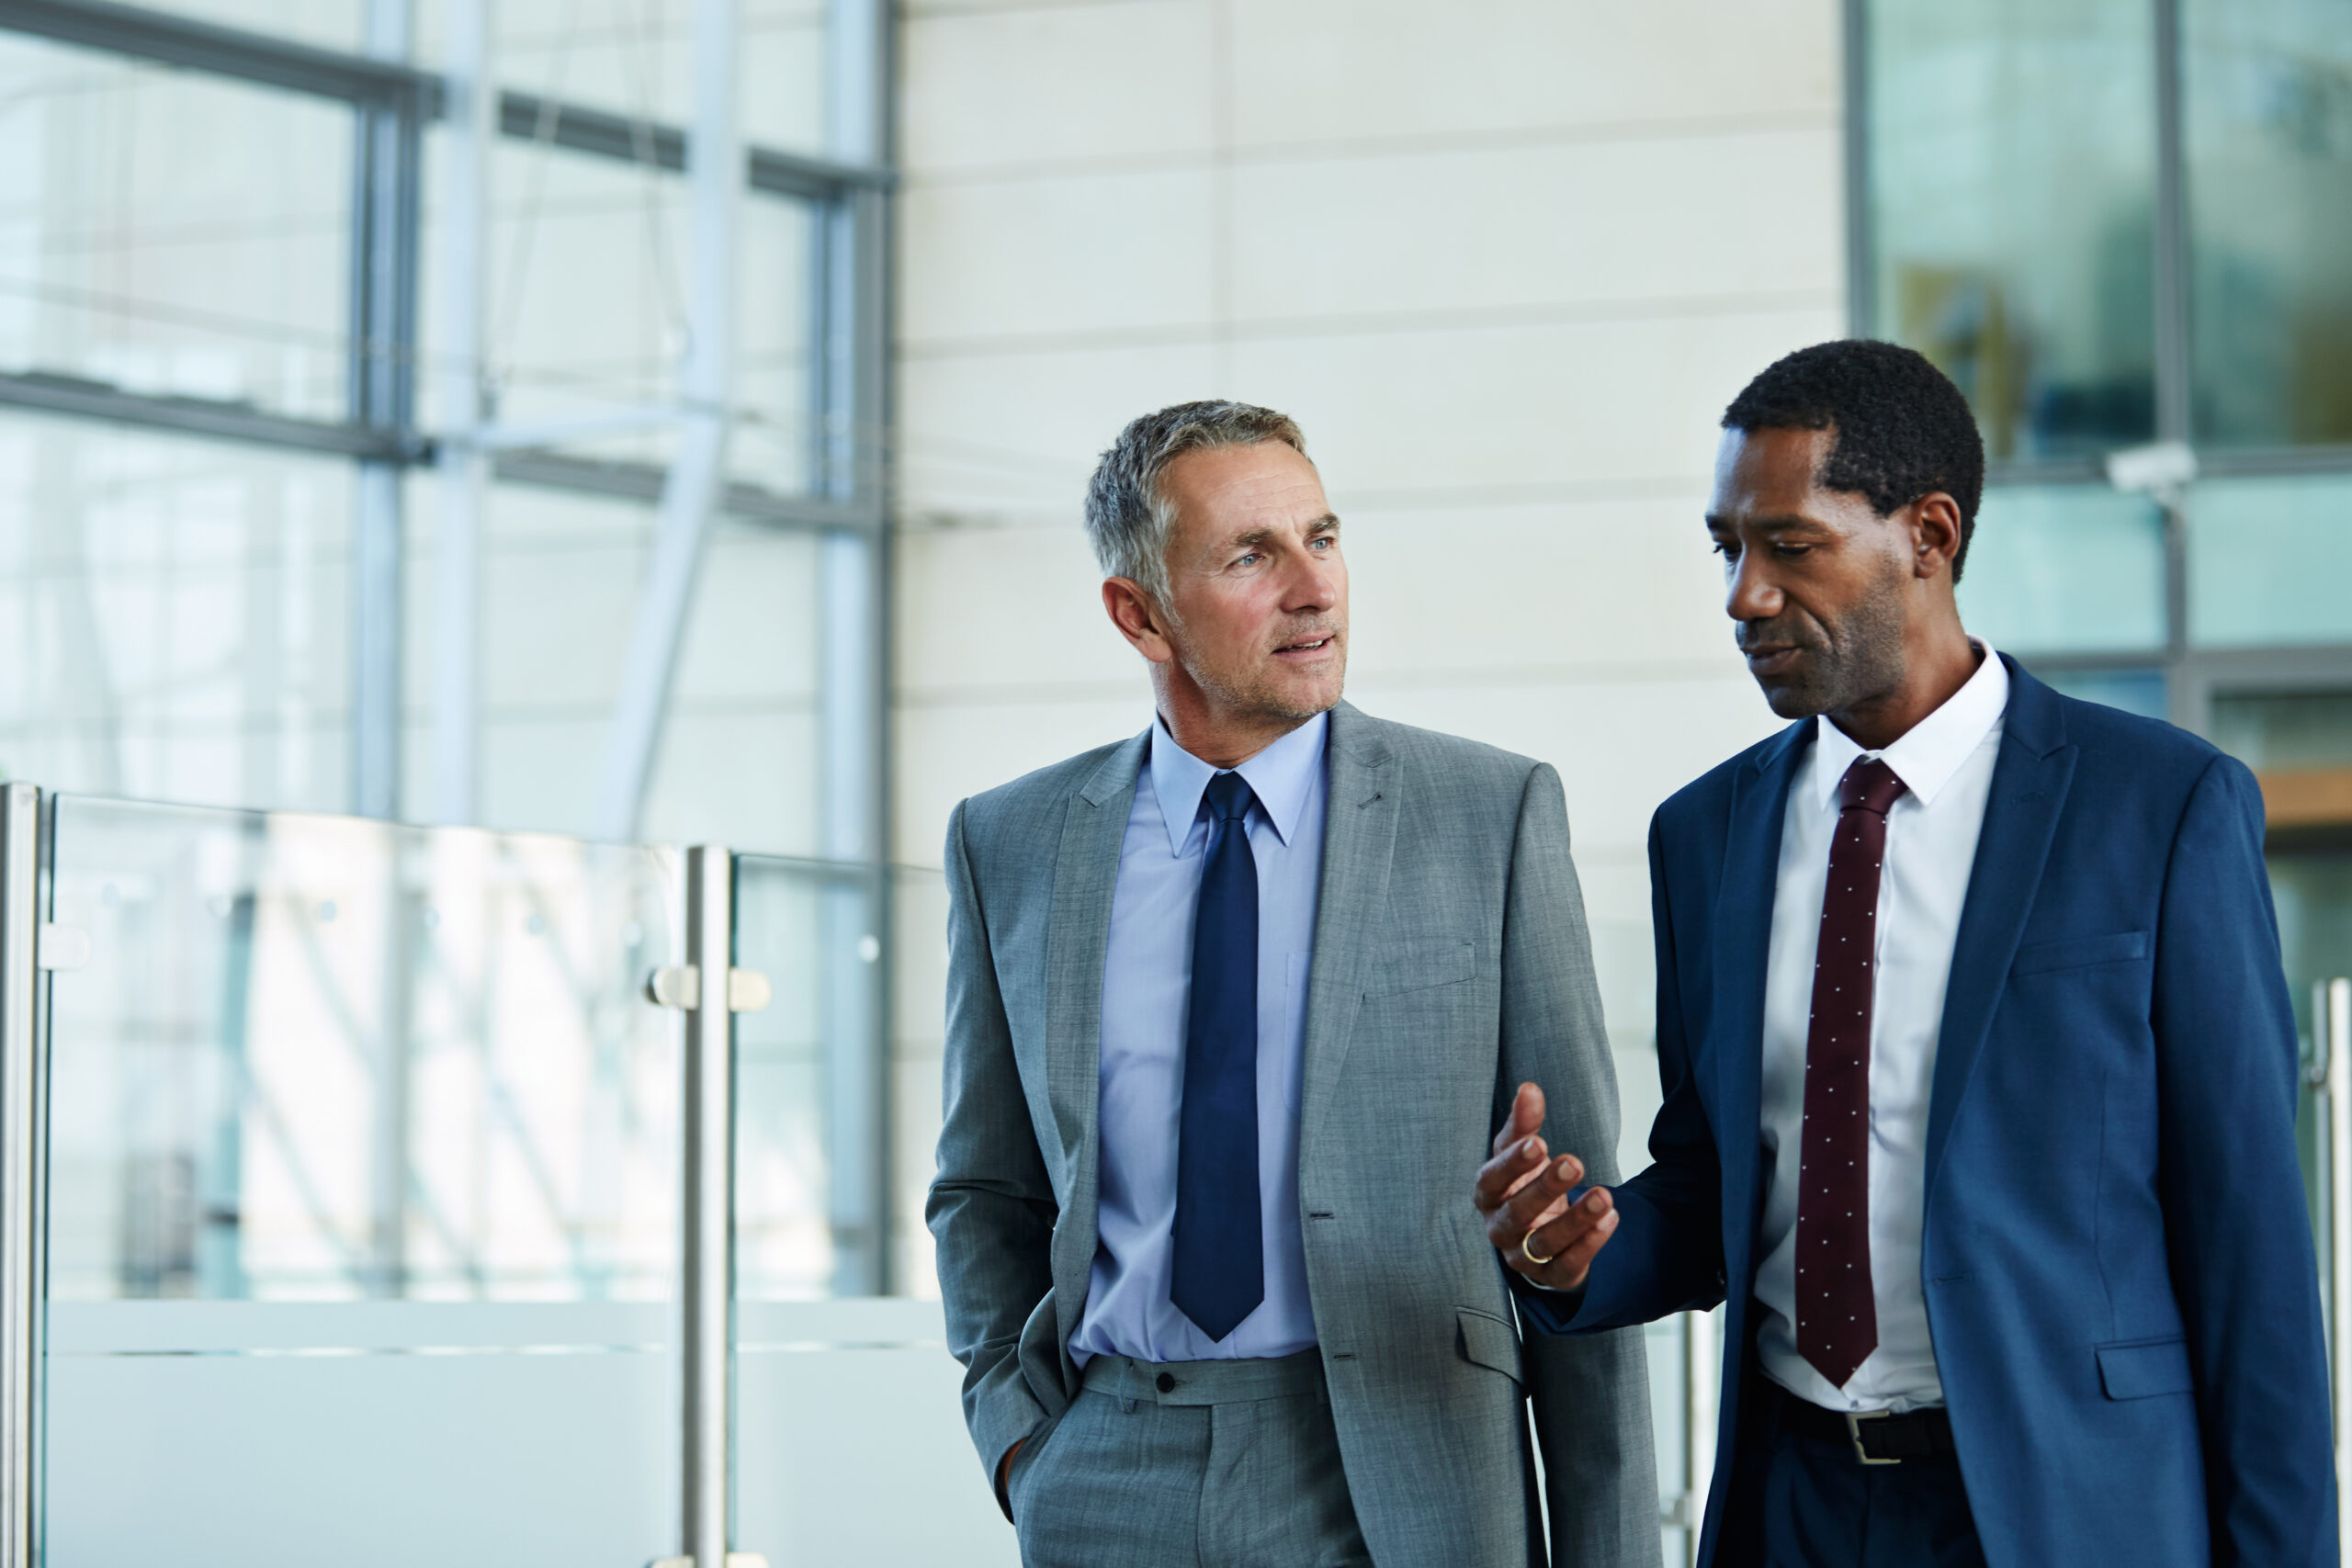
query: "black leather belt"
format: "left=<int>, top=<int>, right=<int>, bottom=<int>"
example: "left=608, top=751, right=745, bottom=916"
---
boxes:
left=1771, top=1386, right=1957, bottom=1465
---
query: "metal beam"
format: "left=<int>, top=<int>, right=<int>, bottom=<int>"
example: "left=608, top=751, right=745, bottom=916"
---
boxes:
left=350, top=0, right=420, bottom=822
left=1841, top=0, right=1873, bottom=336
left=0, top=0, right=426, bottom=103
left=0, top=0, right=888, bottom=193
left=0, top=372, right=411, bottom=460
left=2152, top=0, right=2192, bottom=447
left=429, top=0, right=491, bottom=826
left=491, top=451, right=877, bottom=531
left=591, top=0, right=741, bottom=845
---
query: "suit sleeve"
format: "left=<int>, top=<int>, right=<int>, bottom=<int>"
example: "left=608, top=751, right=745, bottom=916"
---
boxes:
left=924, top=800, right=1059, bottom=1497
left=1495, top=763, right=1664, bottom=1568
left=1519, top=808, right=1728, bottom=1337
left=2154, top=756, right=2336, bottom=1565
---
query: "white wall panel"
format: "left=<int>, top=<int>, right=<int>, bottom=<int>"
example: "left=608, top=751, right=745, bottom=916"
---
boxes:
left=901, top=169, right=1219, bottom=344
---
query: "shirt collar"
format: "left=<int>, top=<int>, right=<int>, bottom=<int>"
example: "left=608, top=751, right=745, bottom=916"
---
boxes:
left=1148, top=710, right=1329, bottom=856
left=1811, top=641, right=2009, bottom=811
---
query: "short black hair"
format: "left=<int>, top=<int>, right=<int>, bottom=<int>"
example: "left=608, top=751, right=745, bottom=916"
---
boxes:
left=1722, top=339, right=1986, bottom=580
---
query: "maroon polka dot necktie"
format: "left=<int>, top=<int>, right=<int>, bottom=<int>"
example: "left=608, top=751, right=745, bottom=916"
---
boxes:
left=1796, top=755, right=1907, bottom=1391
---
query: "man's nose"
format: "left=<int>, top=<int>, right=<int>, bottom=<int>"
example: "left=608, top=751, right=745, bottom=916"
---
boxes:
left=1283, top=550, right=1340, bottom=613
left=1724, top=549, right=1781, bottom=623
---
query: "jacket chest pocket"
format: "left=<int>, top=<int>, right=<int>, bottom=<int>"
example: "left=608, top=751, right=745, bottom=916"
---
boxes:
left=1363, top=938, right=1476, bottom=997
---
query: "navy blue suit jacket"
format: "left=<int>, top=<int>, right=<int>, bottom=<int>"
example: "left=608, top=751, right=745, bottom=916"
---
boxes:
left=1522, top=660, right=2334, bottom=1566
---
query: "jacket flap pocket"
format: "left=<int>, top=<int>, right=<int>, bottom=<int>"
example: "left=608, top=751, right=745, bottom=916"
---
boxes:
left=1366, top=939, right=1476, bottom=997
left=2012, top=930, right=2150, bottom=976
left=1456, top=1307, right=1523, bottom=1385
left=2097, top=1337, right=2192, bottom=1400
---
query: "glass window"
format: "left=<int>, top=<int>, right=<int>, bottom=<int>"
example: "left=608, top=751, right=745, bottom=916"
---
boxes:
left=110, top=0, right=367, bottom=52
left=2187, top=472, right=2352, bottom=647
left=417, top=0, right=831, bottom=159
left=421, top=137, right=815, bottom=493
left=1956, top=484, right=2166, bottom=655
left=2035, top=667, right=2169, bottom=720
left=2183, top=0, right=2352, bottom=448
left=402, top=480, right=822, bottom=851
left=2212, top=690, right=2352, bottom=771
left=1866, top=0, right=2158, bottom=459
left=0, top=412, right=351, bottom=812
left=0, top=34, right=354, bottom=422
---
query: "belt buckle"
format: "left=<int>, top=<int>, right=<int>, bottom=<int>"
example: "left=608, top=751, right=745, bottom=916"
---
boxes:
left=1846, top=1410, right=1901, bottom=1466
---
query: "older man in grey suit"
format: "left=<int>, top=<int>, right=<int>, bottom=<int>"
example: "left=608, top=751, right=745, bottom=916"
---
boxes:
left=927, top=400, right=1657, bottom=1568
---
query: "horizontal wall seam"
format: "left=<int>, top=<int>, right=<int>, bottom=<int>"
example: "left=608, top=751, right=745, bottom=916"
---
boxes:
left=900, top=107, right=1838, bottom=188
left=898, top=289, right=1841, bottom=360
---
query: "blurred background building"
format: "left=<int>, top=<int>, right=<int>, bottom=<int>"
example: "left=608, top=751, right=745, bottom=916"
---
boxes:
left=0, top=0, right=2343, bottom=1563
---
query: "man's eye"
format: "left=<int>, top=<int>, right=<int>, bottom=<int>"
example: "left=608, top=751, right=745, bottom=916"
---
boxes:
left=1236, top=553, right=1261, bottom=567
left=1711, top=541, right=1737, bottom=558
left=1773, top=544, right=1812, bottom=558
left=1309, top=536, right=1332, bottom=550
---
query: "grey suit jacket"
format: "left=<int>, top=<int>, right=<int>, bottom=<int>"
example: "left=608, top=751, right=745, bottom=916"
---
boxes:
left=926, top=702, right=1659, bottom=1568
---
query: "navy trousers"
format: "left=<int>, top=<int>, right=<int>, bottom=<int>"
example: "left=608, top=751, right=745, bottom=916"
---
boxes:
left=1753, top=1416, right=1986, bottom=1568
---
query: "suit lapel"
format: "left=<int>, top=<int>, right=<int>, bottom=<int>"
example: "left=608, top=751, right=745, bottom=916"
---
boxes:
left=1924, top=661, right=2075, bottom=1205
left=1715, top=721, right=1811, bottom=1280
left=1044, top=728, right=1148, bottom=1356
left=1299, top=703, right=1397, bottom=1150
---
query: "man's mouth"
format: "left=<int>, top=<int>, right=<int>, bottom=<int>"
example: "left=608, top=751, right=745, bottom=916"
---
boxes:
left=1742, top=643, right=1802, bottom=677
left=1273, top=634, right=1337, bottom=659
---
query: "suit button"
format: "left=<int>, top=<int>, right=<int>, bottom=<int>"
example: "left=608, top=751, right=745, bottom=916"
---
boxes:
left=1155, top=1372, right=1175, bottom=1393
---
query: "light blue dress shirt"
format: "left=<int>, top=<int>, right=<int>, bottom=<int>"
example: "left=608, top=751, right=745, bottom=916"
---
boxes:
left=1069, top=710, right=1329, bottom=1365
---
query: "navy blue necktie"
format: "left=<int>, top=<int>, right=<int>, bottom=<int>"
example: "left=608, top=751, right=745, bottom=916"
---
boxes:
left=1170, top=771, right=1263, bottom=1342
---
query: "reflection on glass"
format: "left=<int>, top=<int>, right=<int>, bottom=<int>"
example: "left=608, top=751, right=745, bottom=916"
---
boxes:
left=731, top=855, right=890, bottom=1300
left=0, top=34, right=353, bottom=420
left=1954, top=484, right=2165, bottom=655
left=1867, top=0, right=2157, bottom=458
left=0, top=415, right=352, bottom=813
left=2187, top=472, right=2352, bottom=647
left=401, top=481, right=822, bottom=846
left=45, top=795, right=680, bottom=1300
left=2184, top=0, right=2352, bottom=447
left=418, top=135, right=816, bottom=494
left=891, top=865, right=950, bottom=1295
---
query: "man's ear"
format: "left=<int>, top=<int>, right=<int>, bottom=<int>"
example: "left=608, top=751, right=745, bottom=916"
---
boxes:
left=1908, top=492, right=1965, bottom=581
left=1102, top=577, right=1176, bottom=665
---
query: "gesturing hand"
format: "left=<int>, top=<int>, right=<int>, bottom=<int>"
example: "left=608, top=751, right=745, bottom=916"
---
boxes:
left=1476, top=1081, right=1618, bottom=1293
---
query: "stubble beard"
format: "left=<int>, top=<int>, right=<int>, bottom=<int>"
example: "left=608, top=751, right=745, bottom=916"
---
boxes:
left=1169, top=614, right=1348, bottom=728
left=1756, top=569, right=1908, bottom=722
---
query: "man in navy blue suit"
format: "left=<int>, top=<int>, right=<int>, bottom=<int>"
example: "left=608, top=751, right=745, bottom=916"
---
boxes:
left=1476, top=340, right=2335, bottom=1566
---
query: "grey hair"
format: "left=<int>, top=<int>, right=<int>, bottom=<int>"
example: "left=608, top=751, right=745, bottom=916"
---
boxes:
left=1082, top=400, right=1307, bottom=604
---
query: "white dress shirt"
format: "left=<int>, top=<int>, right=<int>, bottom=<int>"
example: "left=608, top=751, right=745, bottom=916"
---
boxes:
left=1068, top=712, right=1327, bottom=1365
left=1753, top=645, right=2009, bottom=1413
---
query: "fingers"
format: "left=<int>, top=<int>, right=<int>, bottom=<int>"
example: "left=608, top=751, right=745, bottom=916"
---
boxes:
left=1487, top=1152, right=1601, bottom=1275
left=1489, top=1081, right=1546, bottom=1158
left=1473, top=1131, right=1552, bottom=1217
left=1521, top=1185, right=1617, bottom=1281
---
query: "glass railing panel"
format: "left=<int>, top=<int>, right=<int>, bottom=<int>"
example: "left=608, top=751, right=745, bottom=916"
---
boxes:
left=41, top=795, right=682, bottom=1564
left=729, top=860, right=999, bottom=1561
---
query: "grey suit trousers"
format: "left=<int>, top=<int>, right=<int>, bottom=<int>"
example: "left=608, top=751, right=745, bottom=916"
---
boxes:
left=1011, top=1351, right=1373, bottom=1568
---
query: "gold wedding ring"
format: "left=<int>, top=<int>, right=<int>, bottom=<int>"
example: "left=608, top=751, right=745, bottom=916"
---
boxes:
left=1521, top=1232, right=1556, bottom=1268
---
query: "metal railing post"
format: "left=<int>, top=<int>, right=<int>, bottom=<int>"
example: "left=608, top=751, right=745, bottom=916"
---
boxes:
left=2327, top=977, right=2351, bottom=1562
left=0, top=784, right=44, bottom=1568
left=682, top=845, right=735, bottom=1568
